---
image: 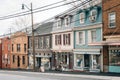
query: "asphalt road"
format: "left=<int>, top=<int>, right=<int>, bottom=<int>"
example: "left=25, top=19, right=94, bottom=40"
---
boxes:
left=0, top=70, right=119, bottom=80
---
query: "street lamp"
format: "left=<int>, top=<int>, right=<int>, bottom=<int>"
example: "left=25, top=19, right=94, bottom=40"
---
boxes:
left=22, top=3, right=36, bottom=71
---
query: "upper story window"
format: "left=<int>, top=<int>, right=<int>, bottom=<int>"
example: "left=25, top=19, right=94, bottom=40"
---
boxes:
left=109, top=12, right=116, bottom=28
left=12, top=44, right=14, bottom=52
left=35, top=37, right=38, bottom=48
left=79, top=12, right=85, bottom=24
left=17, top=44, right=20, bottom=52
left=63, top=33, right=70, bottom=45
left=65, top=17, right=70, bottom=27
left=55, top=35, right=61, bottom=45
left=29, top=38, right=32, bottom=48
left=45, top=36, right=50, bottom=48
left=91, top=30, right=96, bottom=42
left=24, top=44, right=27, bottom=52
left=76, top=31, right=85, bottom=45
left=57, top=19, right=61, bottom=28
left=39, top=37, right=43, bottom=49
left=88, top=30, right=97, bottom=43
left=89, top=9, right=97, bottom=22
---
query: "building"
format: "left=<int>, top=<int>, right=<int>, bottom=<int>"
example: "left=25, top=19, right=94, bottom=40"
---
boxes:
left=73, top=0, right=102, bottom=72
left=2, top=37, right=11, bottom=69
left=102, top=0, right=120, bottom=73
left=10, top=32, right=28, bottom=69
left=0, top=39, right=2, bottom=68
left=52, top=9, right=75, bottom=71
left=28, top=22, right=53, bottom=70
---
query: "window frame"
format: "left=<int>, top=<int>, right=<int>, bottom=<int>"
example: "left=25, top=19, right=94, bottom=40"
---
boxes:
left=79, top=12, right=85, bottom=24
left=89, top=9, right=97, bottom=22
left=108, top=12, right=116, bottom=28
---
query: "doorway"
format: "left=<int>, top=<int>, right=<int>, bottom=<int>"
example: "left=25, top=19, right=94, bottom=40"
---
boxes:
left=84, top=54, right=90, bottom=67
left=17, top=56, right=20, bottom=67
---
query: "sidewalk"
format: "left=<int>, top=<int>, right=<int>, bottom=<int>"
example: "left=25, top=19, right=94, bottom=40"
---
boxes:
left=44, top=70, right=120, bottom=77
left=1, top=68, right=120, bottom=77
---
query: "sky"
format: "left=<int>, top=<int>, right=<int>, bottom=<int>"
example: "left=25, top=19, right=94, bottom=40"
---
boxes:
left=0, top=0, right=74, bottom=36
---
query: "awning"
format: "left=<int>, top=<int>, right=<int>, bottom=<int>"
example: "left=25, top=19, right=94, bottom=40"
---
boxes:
left=88, top=41, right=120, bottom=46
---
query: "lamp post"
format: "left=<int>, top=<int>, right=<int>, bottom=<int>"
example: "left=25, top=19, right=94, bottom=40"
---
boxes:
left=22, top=3, right=35, bottom=71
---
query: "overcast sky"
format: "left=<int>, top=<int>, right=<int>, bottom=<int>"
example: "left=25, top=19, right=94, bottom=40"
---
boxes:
left=0, top=0, right=74, bottom=36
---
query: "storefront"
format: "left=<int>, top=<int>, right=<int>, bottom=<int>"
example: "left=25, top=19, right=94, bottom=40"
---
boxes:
left=73, top=50, right=101, bottom=72
left=109, top=45, right=120, bottom=73
left=53, top=52, right=73, bottom=71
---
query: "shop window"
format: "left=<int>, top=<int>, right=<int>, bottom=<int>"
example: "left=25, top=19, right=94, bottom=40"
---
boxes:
left=92, top=55, right=100, bottom=69
left=109, top=49, right=120, bottom=66
left=76, top=54, right=83, bottom=67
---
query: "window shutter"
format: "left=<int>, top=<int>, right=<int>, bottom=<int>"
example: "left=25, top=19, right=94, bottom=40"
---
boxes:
left=76, top=32, right=79, bottom=44
left=68, top=33, right=70, bottom=45
left=60, top=35, right=61, bottom=45
left=55, top=35, right=57, bottom=45
left=63, top=34, right=65, bottom=45
left=83, top=31, right=85, bottom=44
left=88, top=30, right=92, bottom=43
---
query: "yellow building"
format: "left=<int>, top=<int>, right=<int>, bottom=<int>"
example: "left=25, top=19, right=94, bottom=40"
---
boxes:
left=10, top=32, right=28, bottom=69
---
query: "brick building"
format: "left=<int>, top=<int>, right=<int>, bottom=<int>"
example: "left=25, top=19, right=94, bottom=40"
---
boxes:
left=2, top=37, right=11, bottom=69
left=102, top=0, right=120, bottom=73
left=10, top=32, right=28, bottom=69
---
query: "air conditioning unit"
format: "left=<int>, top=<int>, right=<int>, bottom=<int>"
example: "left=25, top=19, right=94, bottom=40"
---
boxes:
left=90, top=16, right=96, bottom=22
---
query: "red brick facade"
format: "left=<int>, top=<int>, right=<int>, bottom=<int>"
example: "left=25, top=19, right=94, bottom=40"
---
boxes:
left=2, top=37, right=11, bottom=69
left=103, top=0, right=120, bottom=36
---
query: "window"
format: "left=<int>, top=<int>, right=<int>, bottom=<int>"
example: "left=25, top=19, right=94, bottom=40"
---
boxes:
left=57, top=19, right=61, bottom=28
left=24, top=44, right=27, bottom=52
left=55, top=35, right=61, bottom=45
left=65, top=17, right=69, bottom=27
left=17, top=44, right=20, bottom=52
left=39, top=37, right=43, bottom=48
left=76, top=31, right=85, bottom=45
left=12, top=44, right=14, bottom=52
left=109, top=46, right=120, bottom=66
left=63, top=33, right=70, bottom=45
left=109, top=12, right=116, bottom=28
left=91, top=30, right=96, bottom=42
left=35, top=38, right=38, bottom=48
left=45, top=36, right=50, bottom=48
left=75, top=54, right=83, bottom=67
left=13, top=55, right=15, bottom=63
left=89, top=10, right=97, bottom=22
left=22, top=56, right=25, bottom=64
left=79, top=13, right=85, bottom=24
left=29, top=38, right=32, bottom=48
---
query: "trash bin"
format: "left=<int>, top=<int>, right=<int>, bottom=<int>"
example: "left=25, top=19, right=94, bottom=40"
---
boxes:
left=40, top=66, right=45, bottom=72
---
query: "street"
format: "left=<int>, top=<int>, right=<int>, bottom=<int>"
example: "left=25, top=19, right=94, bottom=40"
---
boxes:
left=0, top=70, right=120, bottom=80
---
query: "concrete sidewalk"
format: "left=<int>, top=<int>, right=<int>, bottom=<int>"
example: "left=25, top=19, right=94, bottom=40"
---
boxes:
left=0, top=70, right=120, bottom=80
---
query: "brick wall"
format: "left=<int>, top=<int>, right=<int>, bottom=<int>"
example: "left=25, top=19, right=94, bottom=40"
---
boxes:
left=103, top=0, right=120, bottom=36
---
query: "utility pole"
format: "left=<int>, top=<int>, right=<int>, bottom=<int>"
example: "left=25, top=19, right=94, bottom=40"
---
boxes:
left=30, top=3, right=36, bottom=71
left=22, top=3, right=35, bottom=71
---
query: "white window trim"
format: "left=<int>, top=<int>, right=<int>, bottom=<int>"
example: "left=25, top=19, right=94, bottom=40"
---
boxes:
left=88, top=29, right=97, bottom=43
left=89, top=9, right=97, bottom=22
left=79, top=12, right=85, bottom=24
left=108, top=12, right=116, bottom=28
left=76, top=31, right=85, bottom=45
left=57, top=19, right=61, bottom=28
left=65, top=16, right=70, bottom=27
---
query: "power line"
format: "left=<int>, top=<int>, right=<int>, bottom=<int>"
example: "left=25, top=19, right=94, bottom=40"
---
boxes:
left=0, top=0, right=93, bottom=37
left=0, top=0, right=81, bottom=20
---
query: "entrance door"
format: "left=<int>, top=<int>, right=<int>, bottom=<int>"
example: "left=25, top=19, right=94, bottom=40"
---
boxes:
left=17, top=56, right=20, bottom=67
left=84, top=54, right=90, bottom=67
left=37, top=57, right=41, bottom=68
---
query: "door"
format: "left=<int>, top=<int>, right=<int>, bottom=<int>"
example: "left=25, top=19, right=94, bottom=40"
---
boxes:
left=84, top=54, right=90, bottom=67
left=17, top=56, right=20, bottom=67
left=37, top=57, right=41, bottom=68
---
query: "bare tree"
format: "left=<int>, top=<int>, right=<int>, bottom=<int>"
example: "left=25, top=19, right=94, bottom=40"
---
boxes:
left=12, top=15, right=30, bottom=32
